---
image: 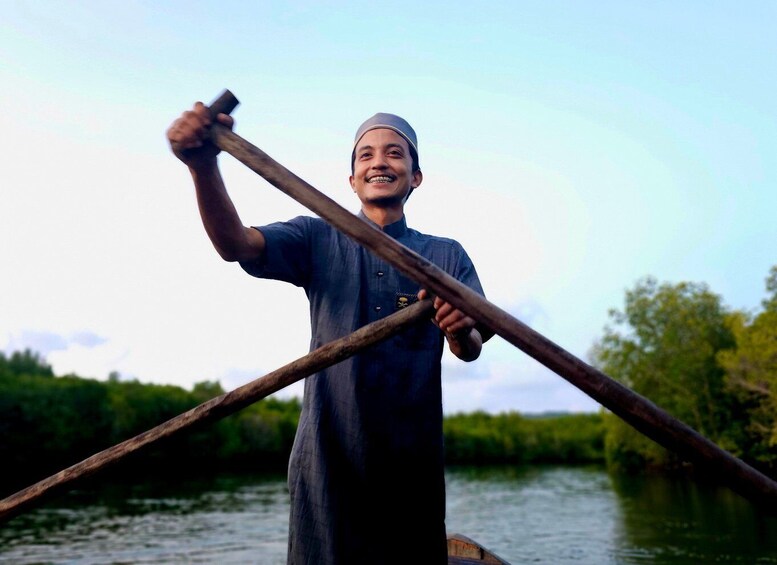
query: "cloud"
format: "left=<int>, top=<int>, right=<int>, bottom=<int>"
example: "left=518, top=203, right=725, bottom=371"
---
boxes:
left=5, top=330, right=68, bottom=355
left=71, top=332, right=108, bottom=348
left=3, top=329, right=106, bottom=356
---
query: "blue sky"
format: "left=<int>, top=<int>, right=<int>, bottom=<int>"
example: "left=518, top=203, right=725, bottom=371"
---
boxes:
left=2, top=1, right=775, bottom=414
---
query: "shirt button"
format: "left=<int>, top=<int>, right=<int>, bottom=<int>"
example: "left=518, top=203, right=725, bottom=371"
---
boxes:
left=374, top=306, right=382, bottom=312
left=376, top=271, right=384, bottom=277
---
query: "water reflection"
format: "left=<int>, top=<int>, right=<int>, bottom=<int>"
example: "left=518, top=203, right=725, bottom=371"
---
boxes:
left=445, top=466, right=777, bottom=564
left=610, top=473, right=777, bottom=564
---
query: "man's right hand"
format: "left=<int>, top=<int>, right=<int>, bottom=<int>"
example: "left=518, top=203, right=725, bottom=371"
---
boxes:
left=166, top=102, right=235, bottom=169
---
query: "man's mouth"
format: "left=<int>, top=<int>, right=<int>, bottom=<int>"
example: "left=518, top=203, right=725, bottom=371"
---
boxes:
left=367, top=175, right=396, bottom=184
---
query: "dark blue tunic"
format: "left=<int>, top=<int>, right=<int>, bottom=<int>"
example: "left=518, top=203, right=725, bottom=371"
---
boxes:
left=241, top=212, right=487, bottom=564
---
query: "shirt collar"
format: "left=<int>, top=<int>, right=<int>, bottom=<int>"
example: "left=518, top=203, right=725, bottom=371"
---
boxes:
left=357, top=210, right=408, bottom=238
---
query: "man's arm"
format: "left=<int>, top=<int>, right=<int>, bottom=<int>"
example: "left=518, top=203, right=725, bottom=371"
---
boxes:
left=167, top=102, right=265, bottom=263
left=417, top=289, right=483, bottom=362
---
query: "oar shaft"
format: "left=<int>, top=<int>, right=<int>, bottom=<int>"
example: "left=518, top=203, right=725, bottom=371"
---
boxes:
left=0, top=300, right=434, bottom=523
left=209, top=121, right=777, bottom=508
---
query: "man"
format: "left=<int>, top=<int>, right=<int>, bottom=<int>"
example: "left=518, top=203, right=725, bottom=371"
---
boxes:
left=167, top=104, right=491, bottom=564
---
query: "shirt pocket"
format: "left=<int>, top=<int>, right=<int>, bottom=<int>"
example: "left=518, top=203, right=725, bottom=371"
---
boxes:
left=389, top=290, right=439, bottom=351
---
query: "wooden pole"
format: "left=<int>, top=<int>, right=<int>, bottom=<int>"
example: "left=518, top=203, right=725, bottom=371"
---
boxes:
left=0, top=300, right=434, bottom=523
left=207, top=103, right=777, bottom=509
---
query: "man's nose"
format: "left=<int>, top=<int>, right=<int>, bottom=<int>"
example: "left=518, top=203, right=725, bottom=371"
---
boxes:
left=370, top=154, right=388, bottom=168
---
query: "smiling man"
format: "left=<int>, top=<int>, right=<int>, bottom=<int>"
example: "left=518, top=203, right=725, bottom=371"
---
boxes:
left=350, top=116, right=421, bottom=218
left=167, top=107, right=491, bottom=564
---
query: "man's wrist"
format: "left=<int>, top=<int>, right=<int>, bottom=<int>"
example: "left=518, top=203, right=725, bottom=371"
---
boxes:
left=189, top=157, right=219, bottom=175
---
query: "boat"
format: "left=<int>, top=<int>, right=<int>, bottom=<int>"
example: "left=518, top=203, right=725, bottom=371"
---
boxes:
left=447, top=533, right=511, bottom=564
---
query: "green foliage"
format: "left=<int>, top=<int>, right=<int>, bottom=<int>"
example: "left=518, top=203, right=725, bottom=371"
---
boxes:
left=220, top=397, right=300, bottom=466
left=590, top=276, right=739, bottom=471
left=764, top=265, right=777, bottom=312
left=0, top=366, right=302, bottom=496
left=0, top=349, right=54, bottom=379
left=443, top=411, right=604, bottom=465
left=106, top=379, right=197, bottom=439
left=191, top=380, right=226, bottom=402
left=718, top=278, right=777, bottom=471
left=602, top=412, right=671, bottom=474
left=0, top=372, right=113, bottom=482
left=591, top=268, right=777, bottom=477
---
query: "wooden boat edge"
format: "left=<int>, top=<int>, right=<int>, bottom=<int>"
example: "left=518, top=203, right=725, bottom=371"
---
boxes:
left=447, top=533, right=511, bottom=564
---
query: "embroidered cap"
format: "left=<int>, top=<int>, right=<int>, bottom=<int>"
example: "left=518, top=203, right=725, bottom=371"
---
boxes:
left=352, top=113, right=419, bottom=168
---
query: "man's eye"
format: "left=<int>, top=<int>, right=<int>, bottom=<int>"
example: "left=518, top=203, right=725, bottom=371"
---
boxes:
left=360, top=153, right=372, bottom=159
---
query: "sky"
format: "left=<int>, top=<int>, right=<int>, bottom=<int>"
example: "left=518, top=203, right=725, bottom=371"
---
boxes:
left=1, top=1, right=775, bottom=415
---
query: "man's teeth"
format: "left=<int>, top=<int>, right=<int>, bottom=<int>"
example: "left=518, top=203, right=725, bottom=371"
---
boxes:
left=368, top=176, right=394, bottom=183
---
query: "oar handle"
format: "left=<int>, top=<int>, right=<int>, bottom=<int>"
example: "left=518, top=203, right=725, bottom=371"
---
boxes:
left=207, top=89, right=240, bottom=119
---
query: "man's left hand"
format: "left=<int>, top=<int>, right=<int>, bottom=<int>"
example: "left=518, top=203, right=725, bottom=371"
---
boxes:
left=418, top=289, right=482, bottom=361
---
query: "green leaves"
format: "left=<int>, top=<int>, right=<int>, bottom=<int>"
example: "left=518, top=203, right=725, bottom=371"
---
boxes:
left=592, top=276, right=734, bottom=439
left=718, top=305, right=777, bottom=468
left=592, top=267, right=777, bottom=475
left=0, top=349, right=54, bottom=379
left=443, top=411, right=605, bottom=465
left=0, top=370, right=301, bottom=497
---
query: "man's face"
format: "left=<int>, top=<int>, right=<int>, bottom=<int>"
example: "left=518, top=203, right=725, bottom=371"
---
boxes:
left=349, top=128, right=422, bottom=207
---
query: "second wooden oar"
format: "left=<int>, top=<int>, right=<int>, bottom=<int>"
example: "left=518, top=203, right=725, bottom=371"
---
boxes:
left=206, top=92, right=777, bottom=509
left=0, top=299, right=435, bottom=523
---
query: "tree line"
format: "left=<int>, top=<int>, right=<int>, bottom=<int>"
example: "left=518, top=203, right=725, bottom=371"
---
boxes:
left=0, top=350, right=603, bottom=498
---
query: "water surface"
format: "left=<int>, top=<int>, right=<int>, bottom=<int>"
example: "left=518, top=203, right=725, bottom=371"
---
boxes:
left=3, top=466, right=776, bottom=564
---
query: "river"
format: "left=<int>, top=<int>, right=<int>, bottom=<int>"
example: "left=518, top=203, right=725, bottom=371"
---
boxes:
left=2, top=465, right=777, bottom=564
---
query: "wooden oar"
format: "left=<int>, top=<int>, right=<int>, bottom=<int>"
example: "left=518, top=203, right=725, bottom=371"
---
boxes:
left=205, top=90, right=777, bottom=509
left=0, top=299, right=435, bottom=523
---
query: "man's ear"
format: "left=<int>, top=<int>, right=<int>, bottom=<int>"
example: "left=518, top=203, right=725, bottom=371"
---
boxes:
left=412, top=169, right=423, bottom=190
left=349, top=175, right=356, bottom=192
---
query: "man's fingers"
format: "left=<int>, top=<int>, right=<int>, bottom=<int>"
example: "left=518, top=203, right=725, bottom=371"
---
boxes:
left=437, top=311, right=463, bottom=330
left=194, top=101, right=234, bottom=129
left=193, top=101, right=210, bottom=121
left=438, top=307, right=476, bottom=333
left=447, top=318, right=474, bottom=334
left=434, top=300, right=453, bottom=317
left=216, top=113, right=234, bottom=128
left=420, top=292, right=475, bottom=335
left=181, top=138, right=204, bottom=150
left=168, top=108, right=214, bottom=146
left=167, top=102, right=226, bottom=165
